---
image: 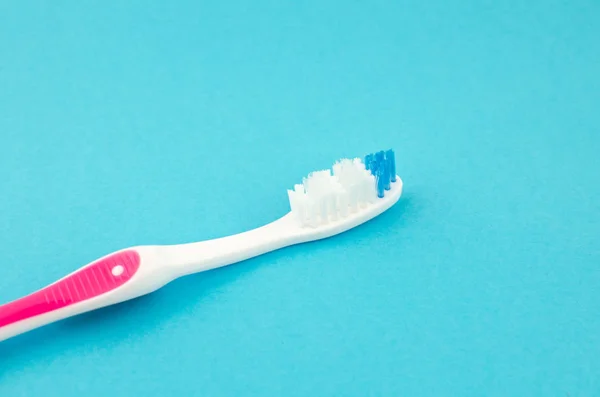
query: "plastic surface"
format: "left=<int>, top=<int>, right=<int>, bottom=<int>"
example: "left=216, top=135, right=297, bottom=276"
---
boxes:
left=288, top=155, right=396, bottom=228
left=0, top=176, right=402, bottom=342
left=162, top=176, right=403, bottom=277
left=0, top=246, right=177, bottom=342
left=0, top=250, right=140, bottom=328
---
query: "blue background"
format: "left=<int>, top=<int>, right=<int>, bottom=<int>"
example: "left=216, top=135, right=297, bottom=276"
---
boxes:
left=1, top=1, right=599, bottom=396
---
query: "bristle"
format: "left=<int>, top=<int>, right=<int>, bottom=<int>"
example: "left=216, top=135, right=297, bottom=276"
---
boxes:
left=383, top=157, right=391, bottom=191
left=338, top=191, right=349, bottom=218
left=365, top=154, right=374, bottom=171
left=288, top=149, right=399, bottom=227
left=376, top=168, right=385, bottom=198
left=386, top=149, right=396, bottom=182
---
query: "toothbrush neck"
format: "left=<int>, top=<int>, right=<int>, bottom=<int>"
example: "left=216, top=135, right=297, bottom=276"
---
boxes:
left=162, top=214, right=298, bottom=278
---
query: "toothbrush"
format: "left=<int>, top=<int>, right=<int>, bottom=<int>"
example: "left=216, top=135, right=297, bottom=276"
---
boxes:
left=0, top=150, right=403, bottom=342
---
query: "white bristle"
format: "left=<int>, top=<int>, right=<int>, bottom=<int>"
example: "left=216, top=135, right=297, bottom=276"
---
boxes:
left=288, top=157, right=384, bottom=228
left=307, top=197, right=319, bottom=227
left=328, top=192, right=338, bottom=221
left=287, top=190, right=297, bottom=214
left=318, top=197, right=328, bottom=224
left=338, top=192, right=349, bottom=218
left=353, top=157, right=365, bottom=170
left=348, top=184, right=359, bottom=213
left=366, top=173, right=377, bottom=203
left=297, top=193, right=308, bottom=223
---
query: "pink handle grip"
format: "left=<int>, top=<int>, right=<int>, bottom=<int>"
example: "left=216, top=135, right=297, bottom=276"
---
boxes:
left=0, top=250, right=140, bottom=329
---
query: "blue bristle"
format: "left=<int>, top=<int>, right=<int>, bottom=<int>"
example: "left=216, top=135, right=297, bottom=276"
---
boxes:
left=383, top=157, right=391, bottom=190
left=373, top=151, right=385, bottom=177
left=376, top=167, right=385, bottom=198
left=365, top=149, right=397, bottom=198
left=370, top=159, right=379, bottom=175
left=365, top=153, right=374, bottom=171
left=386, top=149, right=396, bottom=182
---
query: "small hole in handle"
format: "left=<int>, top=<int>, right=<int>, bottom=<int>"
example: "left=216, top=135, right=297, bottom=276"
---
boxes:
left=112, top=265, right=125, bottom=277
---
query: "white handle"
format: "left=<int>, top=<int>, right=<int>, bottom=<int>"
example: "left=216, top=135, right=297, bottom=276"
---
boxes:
left=0, top=247, right=173, bottom=342
left=162, top=214, right=300, bottom=277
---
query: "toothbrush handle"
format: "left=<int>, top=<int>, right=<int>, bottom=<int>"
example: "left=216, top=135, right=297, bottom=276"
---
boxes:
left=0, top=217, right=300, bottom=342
left=0, top=249, right=164, bottom=342
left=165, top=214, right=301, bottom=277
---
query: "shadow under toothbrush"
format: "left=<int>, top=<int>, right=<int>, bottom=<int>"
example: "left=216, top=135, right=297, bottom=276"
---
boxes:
left=0, top=193, right=419, bottom=376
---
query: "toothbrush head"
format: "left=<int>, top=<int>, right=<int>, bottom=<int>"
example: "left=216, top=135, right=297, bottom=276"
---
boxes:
left=287, top=150, right=402, bottom=238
